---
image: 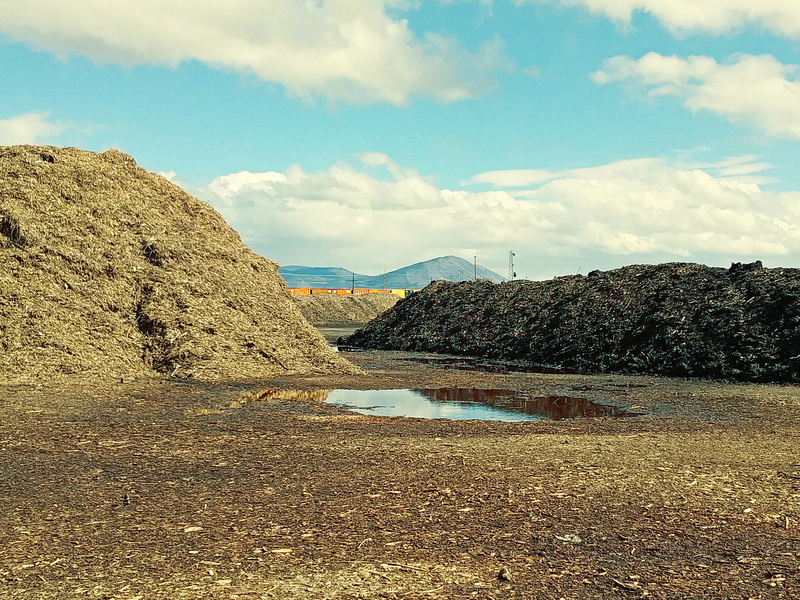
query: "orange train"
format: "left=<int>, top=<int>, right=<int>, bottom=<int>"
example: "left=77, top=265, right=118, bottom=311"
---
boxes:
left=287, top=288, right=415, bottom=298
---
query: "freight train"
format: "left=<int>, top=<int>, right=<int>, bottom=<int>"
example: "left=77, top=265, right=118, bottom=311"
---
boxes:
left=287, top=288, right=415, bottom=298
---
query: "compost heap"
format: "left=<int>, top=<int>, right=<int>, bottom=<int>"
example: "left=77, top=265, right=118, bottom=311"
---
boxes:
left=292, top=292, right=399, bottom=325
left=0, top=145, right=356, bottom=382
left=343, top=262, right=800, bottom=382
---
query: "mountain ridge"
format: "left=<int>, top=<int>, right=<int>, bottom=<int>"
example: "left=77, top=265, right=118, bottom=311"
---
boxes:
left=280, top=255, right=505, bottom=289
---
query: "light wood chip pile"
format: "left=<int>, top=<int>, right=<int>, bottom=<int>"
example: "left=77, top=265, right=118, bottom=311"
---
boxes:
left=292, top=292, right=399, bottom=325
left=0, top=145, right=356, bottom=382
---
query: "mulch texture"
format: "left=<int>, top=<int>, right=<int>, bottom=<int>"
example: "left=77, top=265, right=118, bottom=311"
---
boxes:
left=293, top=292, right=399, bottom=326
left=0, top=350, right=798, bottom=598
left=0, top=145, right=354, bottom=382
left=344, top=262, right=800, bottom=382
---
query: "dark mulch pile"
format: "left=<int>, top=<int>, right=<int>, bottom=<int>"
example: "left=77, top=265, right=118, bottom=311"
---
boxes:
left=343, top=261, right=800, bottom=382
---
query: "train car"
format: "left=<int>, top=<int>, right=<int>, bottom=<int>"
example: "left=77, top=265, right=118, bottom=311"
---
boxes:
left=287, top=287, right=418, bottom=297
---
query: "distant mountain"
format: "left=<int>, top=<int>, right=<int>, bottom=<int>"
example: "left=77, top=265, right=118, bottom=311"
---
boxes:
left=278, top=266, right=355, bottom=288
left=280, top=255, right=505, bottom=289
left=366, top=256, right=504, bottom=288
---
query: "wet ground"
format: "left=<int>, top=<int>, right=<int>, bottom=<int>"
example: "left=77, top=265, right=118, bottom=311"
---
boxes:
left=1, top=348, right=799, bottom=599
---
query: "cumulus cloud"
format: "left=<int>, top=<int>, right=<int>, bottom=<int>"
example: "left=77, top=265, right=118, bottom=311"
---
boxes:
left=0, top=112, right=66, bottom=145
left=0, top=0, right=510, bottom=105
left=594, top=53, right=800, bottom=139
left=193, top=153, right=800, bottom=277
left=515, top=0, right=800, bottom=37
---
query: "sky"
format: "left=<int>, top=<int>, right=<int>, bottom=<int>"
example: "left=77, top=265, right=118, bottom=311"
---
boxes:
left=2, top=1, right=800, bottom=280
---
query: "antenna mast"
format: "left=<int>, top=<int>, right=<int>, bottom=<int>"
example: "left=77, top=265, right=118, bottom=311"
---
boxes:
left=508, top=251, right=516, bottom=281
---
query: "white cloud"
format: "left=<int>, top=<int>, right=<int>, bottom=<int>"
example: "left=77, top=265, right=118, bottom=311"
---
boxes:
left=0, top=0, right=510, bottom=105
left=594, top=53, right=800, bottom=140
left=193, top=153, right=800, bottom=277
left=0, top=112, right=66, bottom=145
left=516, top=0, right=800, bottom=37
left=470, top=168, right=559, bottom=187
left=469, top=156, right=765, bottom=187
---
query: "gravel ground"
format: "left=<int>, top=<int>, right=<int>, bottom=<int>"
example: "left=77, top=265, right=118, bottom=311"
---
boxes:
left=0, top=349, right=798, bottom=599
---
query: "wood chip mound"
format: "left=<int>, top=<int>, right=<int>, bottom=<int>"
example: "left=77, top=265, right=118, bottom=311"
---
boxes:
left=344, top=261, right=800, bottom=382
left=0, top=145, right=357, bottom=382
left=293, top=292, right=399, bottom=325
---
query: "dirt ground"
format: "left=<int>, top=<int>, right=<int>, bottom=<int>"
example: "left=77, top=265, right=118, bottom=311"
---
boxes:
left=1, top=346, right=799, bottom=599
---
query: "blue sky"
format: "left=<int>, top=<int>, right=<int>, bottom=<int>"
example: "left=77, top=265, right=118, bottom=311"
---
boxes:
left=2, top=1, right=800, bottom=280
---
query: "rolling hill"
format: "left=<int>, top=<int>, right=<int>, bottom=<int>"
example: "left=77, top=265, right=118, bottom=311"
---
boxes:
left=280, top=255, right=505, bottom=289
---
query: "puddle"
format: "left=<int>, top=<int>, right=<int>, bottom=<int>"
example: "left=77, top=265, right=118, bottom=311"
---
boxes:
left=234, top=388, right=634, bottom=421
left=414, top=389, right=632, bottom=420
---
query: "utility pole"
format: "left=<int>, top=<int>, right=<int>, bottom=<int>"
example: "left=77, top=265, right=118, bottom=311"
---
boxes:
left=508, top=251, right=516, bottom=281
left=473, top=256, right=477, bottom=280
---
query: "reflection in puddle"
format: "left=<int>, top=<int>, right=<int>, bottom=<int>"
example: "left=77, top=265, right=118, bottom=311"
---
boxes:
left=416, top=389, right=630, bottom=420
left=234, top=388, right=634, bottom=421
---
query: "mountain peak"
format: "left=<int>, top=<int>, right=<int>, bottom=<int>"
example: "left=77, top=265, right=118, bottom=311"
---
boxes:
left=280, top=256, right=504, bottom=289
